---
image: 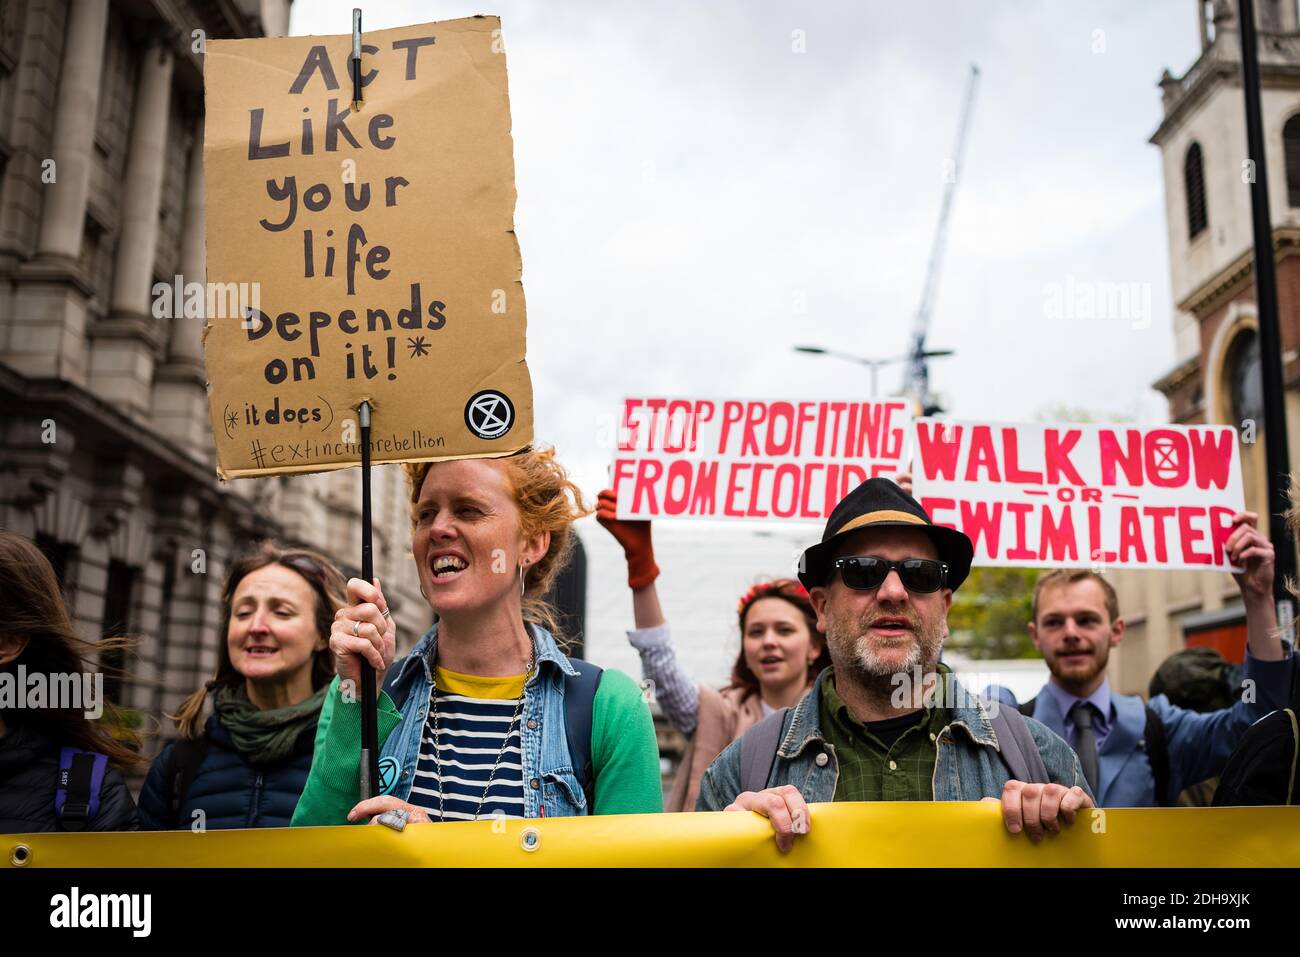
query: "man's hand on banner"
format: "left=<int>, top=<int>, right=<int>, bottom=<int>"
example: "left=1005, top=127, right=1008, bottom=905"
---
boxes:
left=894, top=470, right=913, bottom=496
left=595, top=488, right=660, bottom=589
left=347, top=795, right=432, bottom=826
left=1225, top=510, right=1274, bottom=602
left=724, top=785, right=811, bottom=853
left=331, top=577, right=397, bottom=693
left=993, top=781, right=1093, bottom=843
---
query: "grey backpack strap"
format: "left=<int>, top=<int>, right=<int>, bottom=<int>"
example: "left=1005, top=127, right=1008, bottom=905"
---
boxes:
left=739, top=708, right=789, bottom=794
left=983, top=698, right=1050, bottom=785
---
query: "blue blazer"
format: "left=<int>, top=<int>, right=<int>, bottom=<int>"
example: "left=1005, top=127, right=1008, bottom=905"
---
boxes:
left=1029, top=650, right=1294, bottom=807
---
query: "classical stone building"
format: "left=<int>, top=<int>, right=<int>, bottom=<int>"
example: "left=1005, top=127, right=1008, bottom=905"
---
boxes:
left=0, top=0, right=432, bottom=759
left=1109, top=0, right=1300, bottom=693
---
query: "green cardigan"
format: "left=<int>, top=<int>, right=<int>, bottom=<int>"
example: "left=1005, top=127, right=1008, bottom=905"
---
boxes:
left=291, top=669, right=662, bottom=825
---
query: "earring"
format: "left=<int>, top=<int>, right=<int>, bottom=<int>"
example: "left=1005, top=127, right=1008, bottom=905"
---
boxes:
left=519, top=562, right=527, bottom=597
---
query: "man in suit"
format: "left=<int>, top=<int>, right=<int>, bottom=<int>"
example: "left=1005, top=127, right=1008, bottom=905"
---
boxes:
left=1022, top=511, right=1293, bottom=807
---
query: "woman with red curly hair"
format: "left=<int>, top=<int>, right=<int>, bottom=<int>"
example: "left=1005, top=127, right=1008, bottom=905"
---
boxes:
left=597, top=490, right=830, bottom=811
left=293, top=449, right=662, bottom=827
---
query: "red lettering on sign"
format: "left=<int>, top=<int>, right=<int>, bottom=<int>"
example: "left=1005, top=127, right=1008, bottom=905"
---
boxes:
left=692, top=461, right=718, bottom=515
left=723, top=464, right=747, bottom=517
left=632, top=459, right=662, bottom=514
left=1177, top=506, right=1211, bottom=565
left=662, top=459, right=692, bottom=515
left=1118, top=506, right=1147, bottom=563
left=966, top=426, right=1001, bottom=482
left=747, top=462, right=772, bottom=517
left=960, top=501, right=1002, bottom=557
left=1006, top=502, right=1036, bottom=560
left=772, top=464, right=800, bottom=518
left=1002, top=429, right=1043, bottom=484
left=800, top=464, right=823, bottom=518
left=741, top=402, right=767, bottom=456
left=1098, top=429, right=1141, bottom=486
left=916, top=421, right=963, bottom=481
left=767, top=402, right=795, bottom=456
left=1040, top=506, right=1078, bottom=562
left=619, top=401, right=642, bottom=451
left=1209, top=506, right=1237, bottom=565
left=1145, top=429, right=1189, bottom=488
left=644, top=398, right=666, bottom=452
left=719, top=401, right=744, bottom=455
left=1045, top=429, right=1085, bottom=486
left=920, top=497, right=957, bottom=532
left=1189, top=429, right=1234, bottom=490
left=1146, top=506, right=1175, bottom=563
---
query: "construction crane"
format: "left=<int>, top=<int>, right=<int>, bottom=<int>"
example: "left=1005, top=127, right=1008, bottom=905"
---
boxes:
left=902, top=63, right=980, bottom=415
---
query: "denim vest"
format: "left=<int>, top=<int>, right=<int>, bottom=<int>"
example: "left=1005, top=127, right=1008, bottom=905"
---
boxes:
left=696, top=669, right=1090, bottom=810
left=378, top=622, right=590, bottom=818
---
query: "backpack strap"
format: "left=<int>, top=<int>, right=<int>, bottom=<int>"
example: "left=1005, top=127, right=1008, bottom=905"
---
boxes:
left=55, top=748, right=108, bottom=831
left=739, top=707, right=789, bottom=794
left=983, top=699, right=1051, bottom=785
left=163, top=735, right=210, bottom=827
left=1143, top=705, right=1171, bottom=807
left=563, top=657, right=603, bottom=808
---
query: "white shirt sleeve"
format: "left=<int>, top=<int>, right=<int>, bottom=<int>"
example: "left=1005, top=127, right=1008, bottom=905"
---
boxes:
left=627, top=621, right=700, bottom=737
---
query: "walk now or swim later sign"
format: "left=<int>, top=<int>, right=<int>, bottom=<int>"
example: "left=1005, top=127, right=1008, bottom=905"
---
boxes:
left=912, top=420, right=1246, bottom=571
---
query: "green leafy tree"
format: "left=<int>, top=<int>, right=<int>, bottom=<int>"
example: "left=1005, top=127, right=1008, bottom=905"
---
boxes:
left=946, top=566, right=1040, bottom=659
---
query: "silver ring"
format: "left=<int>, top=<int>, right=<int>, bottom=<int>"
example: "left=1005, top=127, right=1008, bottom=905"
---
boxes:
left=352, top=620, right=361, bottom=637
left=381, top=609, right=391, bottom=620
left=377, top=808, right=409, bottom=832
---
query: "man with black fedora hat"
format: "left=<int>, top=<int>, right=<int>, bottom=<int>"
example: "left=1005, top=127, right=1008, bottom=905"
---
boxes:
left=696, top=477, right=1094, bottom=850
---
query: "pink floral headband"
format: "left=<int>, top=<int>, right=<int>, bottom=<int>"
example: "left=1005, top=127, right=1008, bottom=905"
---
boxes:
left=736, top=579, right=810, bottom=620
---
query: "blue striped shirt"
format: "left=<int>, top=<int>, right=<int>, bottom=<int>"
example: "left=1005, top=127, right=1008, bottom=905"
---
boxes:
left=407, top=667, right=527, bottom=822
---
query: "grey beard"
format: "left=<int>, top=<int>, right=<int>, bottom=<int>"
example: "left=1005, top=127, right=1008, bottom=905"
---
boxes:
left=827, top=616, right=945, bottom=708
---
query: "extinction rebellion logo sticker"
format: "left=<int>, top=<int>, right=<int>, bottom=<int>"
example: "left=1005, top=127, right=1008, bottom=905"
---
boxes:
left=465, top=390, right=514, bottom=440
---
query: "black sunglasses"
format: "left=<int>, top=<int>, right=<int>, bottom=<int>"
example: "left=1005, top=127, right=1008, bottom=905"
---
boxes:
left=832, top=556, right=949, bottom=593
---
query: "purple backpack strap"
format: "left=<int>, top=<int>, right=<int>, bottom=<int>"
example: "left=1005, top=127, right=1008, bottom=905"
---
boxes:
left=55, top=747, right=108, bottom=831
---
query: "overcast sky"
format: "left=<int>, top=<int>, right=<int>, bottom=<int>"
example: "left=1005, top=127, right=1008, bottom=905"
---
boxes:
left=285, top=2, right=1210, bottom=677
left=293, top=0, right=1202, bottom=494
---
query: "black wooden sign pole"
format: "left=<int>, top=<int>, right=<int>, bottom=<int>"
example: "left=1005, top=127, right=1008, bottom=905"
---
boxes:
left=352, top=10, right=380, bottom=800
left=358, top=399, right=380, bottom=799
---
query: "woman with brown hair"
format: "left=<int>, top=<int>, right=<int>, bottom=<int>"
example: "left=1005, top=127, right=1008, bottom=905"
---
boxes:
left=0, top=531, right=141, bottom=833
left=137, top=542, right=344, bottom=829
left=596, top=490, right=830, bottom=811
left=292, top=447, right=661, bottom=826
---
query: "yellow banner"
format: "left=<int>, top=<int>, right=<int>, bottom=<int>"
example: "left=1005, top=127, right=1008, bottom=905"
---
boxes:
left=8, top=804, right=1300, bottom=868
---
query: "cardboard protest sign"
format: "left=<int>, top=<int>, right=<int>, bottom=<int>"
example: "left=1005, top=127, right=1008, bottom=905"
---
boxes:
left=912, top=419, right=1246, bottom=571
left=612, top=398, right=911, bottom=522
left=202, top=17, right=533, bottom=479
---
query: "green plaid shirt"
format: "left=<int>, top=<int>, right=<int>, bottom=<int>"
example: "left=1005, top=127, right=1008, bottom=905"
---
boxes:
left=818, top=665, right=954, bottom=802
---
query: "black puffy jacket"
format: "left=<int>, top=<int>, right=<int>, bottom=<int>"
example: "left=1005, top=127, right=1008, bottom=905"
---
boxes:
left=0, top=723, right=139, bottom=833
left=137, top=710, right=317, bottom=830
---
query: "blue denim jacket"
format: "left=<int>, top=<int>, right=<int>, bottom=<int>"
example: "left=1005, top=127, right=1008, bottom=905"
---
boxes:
left=379, top=622, right=591, bottom=818
left=696, top=669, right=1091, bottom=810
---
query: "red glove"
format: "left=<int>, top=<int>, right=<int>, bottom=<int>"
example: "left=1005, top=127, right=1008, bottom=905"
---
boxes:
left=596, top=488, right=660, bottom=589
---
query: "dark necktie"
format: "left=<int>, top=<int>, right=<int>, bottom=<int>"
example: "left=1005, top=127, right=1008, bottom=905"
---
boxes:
left=1068, top=701, right=1100, bottom=795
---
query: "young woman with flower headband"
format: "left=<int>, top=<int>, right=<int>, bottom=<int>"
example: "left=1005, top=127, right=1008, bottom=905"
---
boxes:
left=597, top=489, right=830, bottom=811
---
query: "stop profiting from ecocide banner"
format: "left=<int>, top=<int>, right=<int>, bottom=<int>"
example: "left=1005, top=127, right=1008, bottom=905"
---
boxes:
left=911, top=419, right=1246, bottom=570
left=612, top=398, right=911, bottom=522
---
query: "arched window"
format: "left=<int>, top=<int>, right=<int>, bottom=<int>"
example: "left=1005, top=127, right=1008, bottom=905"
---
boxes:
left=1226, top=327, right=1263, bottom=430
left=1285, top=114, right=1300, bottom=206
left=1185, top=142, right=1208, bottom=240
